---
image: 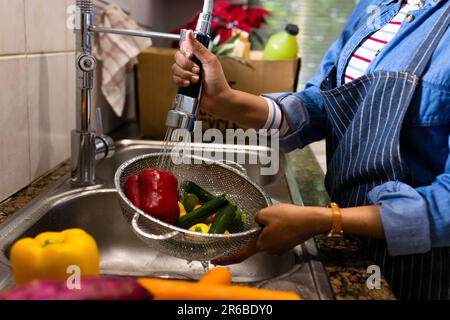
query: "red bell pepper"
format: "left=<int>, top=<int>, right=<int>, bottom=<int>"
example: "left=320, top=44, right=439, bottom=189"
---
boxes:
left=124, top=169, right=180, bottom=225
left=124, top=176, right=141, bottom=208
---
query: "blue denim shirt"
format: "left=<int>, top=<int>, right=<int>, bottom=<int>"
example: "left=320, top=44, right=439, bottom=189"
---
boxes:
left=265, top=0, right=450, bottom=256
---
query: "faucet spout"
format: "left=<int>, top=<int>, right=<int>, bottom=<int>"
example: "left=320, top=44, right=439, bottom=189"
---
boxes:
left=165, top=0, right=213, bottom=132
left=197, top=0, right=214, bottom=35
left=202, top=0, right=214, bottom=13
left=71, top=0, right=213, bottom=186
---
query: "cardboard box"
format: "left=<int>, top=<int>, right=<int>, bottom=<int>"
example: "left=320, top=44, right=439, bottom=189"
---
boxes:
left=138, top=47, right=300, bottom=139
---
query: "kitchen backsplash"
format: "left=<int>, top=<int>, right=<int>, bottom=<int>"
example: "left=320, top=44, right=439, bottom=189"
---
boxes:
left=0, top=0, right=155, bottom=202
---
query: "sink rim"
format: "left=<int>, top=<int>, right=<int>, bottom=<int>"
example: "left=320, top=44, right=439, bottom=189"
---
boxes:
left=0, top=139, right=335, bottom=299
left=0, top=187, right=303, bottom=284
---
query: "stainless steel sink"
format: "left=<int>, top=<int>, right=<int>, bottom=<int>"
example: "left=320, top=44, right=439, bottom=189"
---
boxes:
left=0, top=140, right=334, bottom=299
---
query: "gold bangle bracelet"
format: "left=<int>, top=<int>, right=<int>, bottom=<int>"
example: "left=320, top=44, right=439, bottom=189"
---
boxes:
left=327, top=202, right=344, bottom=237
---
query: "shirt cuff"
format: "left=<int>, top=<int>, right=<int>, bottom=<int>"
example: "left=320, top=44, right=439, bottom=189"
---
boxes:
left=261, top=97, right=290, bottom=137
left=261, top=93, right=312, bottom=152
left=368, top=181, right=432, bottom=256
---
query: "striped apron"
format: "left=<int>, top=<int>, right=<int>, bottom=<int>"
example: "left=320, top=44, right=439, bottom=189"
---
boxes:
left=319, top=3, right=450, bottom=299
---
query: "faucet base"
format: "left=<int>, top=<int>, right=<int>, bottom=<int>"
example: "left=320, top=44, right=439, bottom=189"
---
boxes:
left=71, top=130, right=97, bottom=186
left=71, top=130, right=116, bottom=186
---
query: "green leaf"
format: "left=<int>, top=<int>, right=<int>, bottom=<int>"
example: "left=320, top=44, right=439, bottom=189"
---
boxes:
left=211, top=32, right=242, bottom=57
left=220, top=56, right=254, bottom=69
left=212, top=35, right=221, bottom=46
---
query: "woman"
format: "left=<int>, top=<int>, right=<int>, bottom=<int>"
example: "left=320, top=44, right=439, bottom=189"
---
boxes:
left=172, top=0, right=450, bottom=299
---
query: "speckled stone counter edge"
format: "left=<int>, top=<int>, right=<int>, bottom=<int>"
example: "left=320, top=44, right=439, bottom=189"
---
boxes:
left=0, top=162, right=71, bottom=225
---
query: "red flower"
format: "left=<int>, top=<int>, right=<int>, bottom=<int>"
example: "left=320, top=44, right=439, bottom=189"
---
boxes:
left=226, top=6, right=248, bottom=23
left=172, top=1, right=270, bottom=44
left=215, top=26, right=233, bottom=44
left=234, top=22, right=251, bottom=34
left=213, top=1, right=233, bottom=18
left=247, top=7, right=271, bottom=29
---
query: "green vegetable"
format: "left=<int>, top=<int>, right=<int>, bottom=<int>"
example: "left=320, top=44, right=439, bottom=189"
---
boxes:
left=182, top=181, right=216, bottom=203
left=230, top=207, right=247, bottom=230
left=209, top=205, right=237, bottom=234
left=183, top=193, right=200, bottom=212
left=181, top=181, right=248, bottom=231
left=178, top=195, right=228, bottom=229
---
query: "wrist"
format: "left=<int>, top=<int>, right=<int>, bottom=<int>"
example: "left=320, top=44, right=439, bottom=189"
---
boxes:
left=307, top=207, right=333, bottom=235
left=220, top=88, right=238, bottom=109
left=209, top=87, right=235, bottom=118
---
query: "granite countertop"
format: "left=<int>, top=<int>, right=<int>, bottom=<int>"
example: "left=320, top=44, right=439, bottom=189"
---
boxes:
left=0, top=147, right=396, bottom=300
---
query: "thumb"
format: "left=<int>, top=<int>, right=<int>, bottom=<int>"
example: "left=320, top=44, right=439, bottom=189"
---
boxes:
left=181, top=30, right=214, bottom=65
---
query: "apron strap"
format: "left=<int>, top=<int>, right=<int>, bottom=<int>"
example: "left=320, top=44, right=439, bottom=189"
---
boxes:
left=405, top=2, right=450, bottom=77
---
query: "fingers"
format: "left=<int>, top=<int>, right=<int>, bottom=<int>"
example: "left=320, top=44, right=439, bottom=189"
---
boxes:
left=173, top=40, right=202, bottom=87
left=256, top=226, right=297, bottom=255
left=181, top=30, right=216, bottom=65
left=254, top=208, right=271, bottom=226
left=254, top=207, right=285, bottom=254
left=180, top=30, right=195, bottom=59
left=173, top=30, right=219, bottom=88
left=173, top=75, right=190, bottom=88
left=212, top=238, right=258, bottom=266
left=256, top=230, right=283, bottom=255
left=174, top=51, right=199, bottom=73
left=172, top=63, right=199, bottom=83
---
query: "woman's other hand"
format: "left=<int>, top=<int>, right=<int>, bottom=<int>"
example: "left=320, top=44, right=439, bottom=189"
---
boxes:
left=213, top=205, right=332, bottom=265
left=172, top=30, right=232, bottom=117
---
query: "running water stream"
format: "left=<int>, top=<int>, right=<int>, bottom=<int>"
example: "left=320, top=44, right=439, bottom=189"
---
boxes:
left=156, top=128, right=174, bottom=170
left=157, top=127, right=192, bottom=182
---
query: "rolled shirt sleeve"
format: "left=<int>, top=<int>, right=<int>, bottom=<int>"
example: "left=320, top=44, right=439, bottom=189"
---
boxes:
left=261, top=92, right=327, bottom=153
left=416, top=137, right=450, bottom=248
left=368, top=181, right=432, bottom=256
left=368, top=135, right=450, bottom=256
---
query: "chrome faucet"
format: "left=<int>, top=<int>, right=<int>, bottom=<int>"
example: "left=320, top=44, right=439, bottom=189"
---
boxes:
left=72, top=0, right=213, bottom=186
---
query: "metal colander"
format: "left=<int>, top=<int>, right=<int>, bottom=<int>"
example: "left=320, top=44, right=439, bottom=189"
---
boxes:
left=114, top=153, right=272, bottom=261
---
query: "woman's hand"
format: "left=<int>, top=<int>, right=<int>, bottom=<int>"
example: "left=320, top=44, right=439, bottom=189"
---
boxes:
left=213, top=204, right=385, bottom=265
left=214, top=205, right=332, bottom=265
left=172, top=30, right=232, bottom=117
left=255, top=205, right=332, bottom=254
left=172, top=30, right=270, bottom=129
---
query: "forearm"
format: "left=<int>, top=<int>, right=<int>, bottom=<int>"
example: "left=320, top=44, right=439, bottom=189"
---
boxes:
left=313, top=205, right=385, bottom=239
left=215, top=89, right=269, bottom=130
left=341, top=206, right=384, bottom=238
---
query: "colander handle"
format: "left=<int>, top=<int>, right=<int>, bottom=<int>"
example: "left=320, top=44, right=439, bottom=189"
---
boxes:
left=132, top=213, right=179, bottom=240
left=215, top=160, right=247, bottom=175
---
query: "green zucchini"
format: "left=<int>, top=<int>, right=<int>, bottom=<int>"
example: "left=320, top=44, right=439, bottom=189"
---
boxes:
left=209, top=204, right=237, bottom=234
left=181, top=181, right=216, bottom=203
left=178, top=195, right=228, bottom=229
left=181, top=181, right=247, bottom=231
left=182, top=192, right=200, bottom=212
left=229, top=207, right=247, bottom=230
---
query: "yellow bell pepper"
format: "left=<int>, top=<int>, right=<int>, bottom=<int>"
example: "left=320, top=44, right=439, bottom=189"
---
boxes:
left=178, top=202, right=187, bottom=217
left=10, top=229, right=100, bottom=285
left=189, top=223, right=210, bottom=234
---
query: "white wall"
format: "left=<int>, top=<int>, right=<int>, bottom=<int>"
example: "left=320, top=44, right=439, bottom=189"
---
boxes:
left=0, top=0, right=159, bottom=201
left=0, top=0, right=76, bottom=201
left=0, top=0, right=248, bottom=201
